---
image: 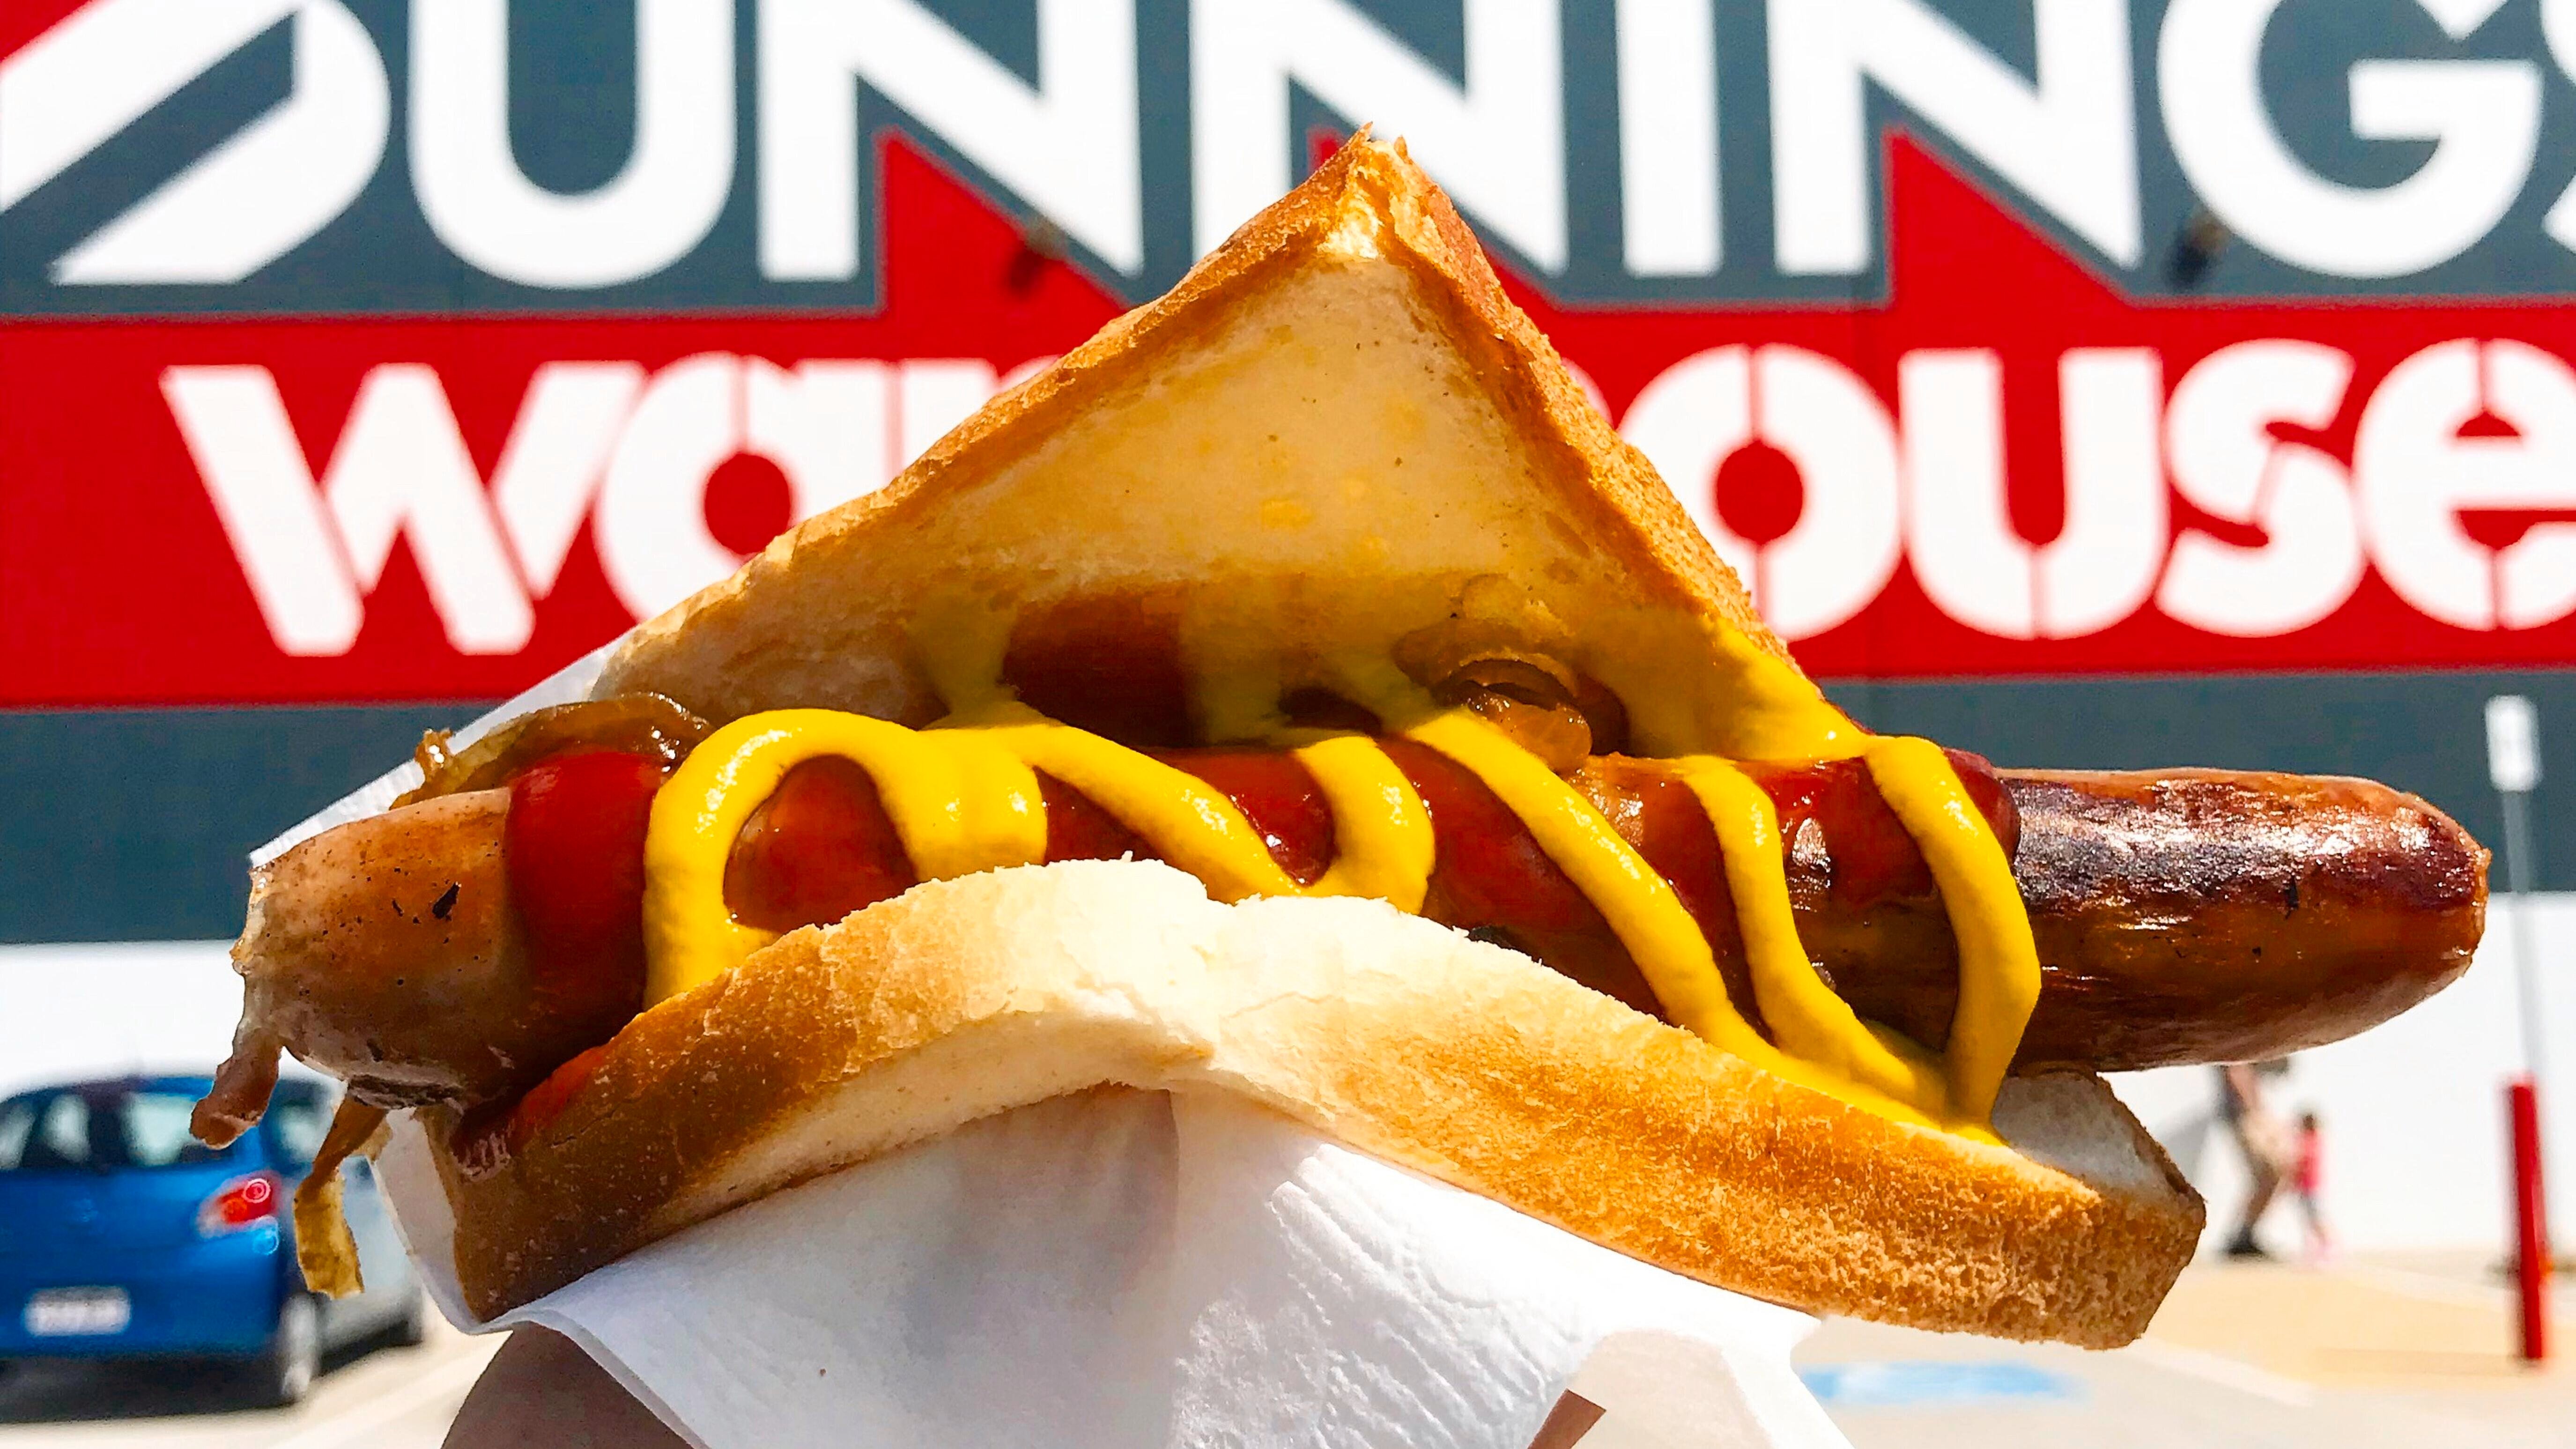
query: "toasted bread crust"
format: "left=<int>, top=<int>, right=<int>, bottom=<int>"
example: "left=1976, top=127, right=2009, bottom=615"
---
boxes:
left=422, top=136, right=2202, bottom=1344
left=433, top=863, right=2199, bottom=1344
left=1343, top=138, right=1790, bottom=672
left=595, top=135, right=1837, bottom=757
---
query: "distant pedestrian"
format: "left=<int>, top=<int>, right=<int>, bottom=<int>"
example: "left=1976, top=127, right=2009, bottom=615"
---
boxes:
left=2293, top=1109, right=2332, bottom=1264
left=2217, top=1059, right=2295, bottom=1259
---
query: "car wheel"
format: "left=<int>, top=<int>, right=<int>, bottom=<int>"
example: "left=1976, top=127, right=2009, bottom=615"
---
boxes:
left=384, top=1288, right=430, bottom=1348
left=249, top=1293, right=321, bottom=1407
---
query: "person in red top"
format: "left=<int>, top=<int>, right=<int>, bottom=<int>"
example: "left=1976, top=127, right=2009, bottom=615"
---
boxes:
left=2293, top=1109, right=2332, bottom=1264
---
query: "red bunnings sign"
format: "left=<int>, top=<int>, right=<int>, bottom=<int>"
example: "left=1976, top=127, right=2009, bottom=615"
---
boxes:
left=4, top=0, right=2572, bottom=706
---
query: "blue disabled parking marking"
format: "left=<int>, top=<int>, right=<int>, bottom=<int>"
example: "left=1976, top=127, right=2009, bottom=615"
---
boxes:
left=1799, top=1360, right=2084, bottom=1409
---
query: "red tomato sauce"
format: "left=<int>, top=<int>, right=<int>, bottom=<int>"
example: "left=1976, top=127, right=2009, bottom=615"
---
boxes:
left=473, top=735, right=2014, bottom=1166
left=504, top=750, right=660, bottom=1023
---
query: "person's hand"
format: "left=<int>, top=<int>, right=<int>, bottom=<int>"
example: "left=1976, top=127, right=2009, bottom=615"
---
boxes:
left=444, top=1326, right=686, bottom=1449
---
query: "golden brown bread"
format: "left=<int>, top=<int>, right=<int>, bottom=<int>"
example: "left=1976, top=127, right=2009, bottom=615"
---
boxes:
left=384, top=133, right=2207, bottom=1345
left=596, top=132, right=1852, bottom=760
left=431, top=861, right=2201, bottom=1344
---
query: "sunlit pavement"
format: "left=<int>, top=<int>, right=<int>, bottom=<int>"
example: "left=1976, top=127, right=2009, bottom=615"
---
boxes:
left=3, top=1255, right=2567, bottom=1446
left=0, top=1316, right=498, bottom=1449
left=1797, top=1252, right=2576, bottom=1448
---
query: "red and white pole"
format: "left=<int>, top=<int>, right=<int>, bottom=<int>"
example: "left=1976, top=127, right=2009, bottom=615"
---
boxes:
left=2509, top=1076, right=2550, bottom=1363
left=2487, top=697, right=2550, bottom=1364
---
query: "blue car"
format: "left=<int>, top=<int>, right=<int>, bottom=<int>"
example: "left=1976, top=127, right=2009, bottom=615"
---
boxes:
left=0, top=1074, right=426, bottom=1406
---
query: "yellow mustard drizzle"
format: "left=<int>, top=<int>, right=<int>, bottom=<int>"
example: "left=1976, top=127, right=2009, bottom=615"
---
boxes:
left=1391, top=707, right=1982, bottom=1138
left=1670, top=758, right=1951, bottom=1111
left=1859, top=735, right=2043, bottom=1128
left=643, top=710, right=1047, bottom=1001
left=639, top=683, right=2036, bottom=1141
left=645, top=703, right=1433, bottom=1003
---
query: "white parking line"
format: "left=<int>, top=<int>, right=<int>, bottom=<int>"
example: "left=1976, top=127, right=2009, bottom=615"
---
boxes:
left=2332, top=1261, right=2507, bottom=1308
left=2120, top=1337, right=2316, bottom=1408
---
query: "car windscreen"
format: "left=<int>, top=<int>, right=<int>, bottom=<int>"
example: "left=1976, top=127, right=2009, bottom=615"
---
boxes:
left=263, top=1086, right=329, bottom=1168
left=0, top=1087, right=243, bottom=1171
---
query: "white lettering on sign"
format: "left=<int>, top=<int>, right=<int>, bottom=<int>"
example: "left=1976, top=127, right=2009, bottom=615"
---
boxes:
left=163, top=364, right=530, bottom=654
left=597, top=355, right=773, bottom=622
left=8, top=0, right=2576, bottom=288
left=314, top=367, right=538, bottom=652
left=0, top=0, right=287, bottom=207
left=895, top=359, right=1001, bottom=469
left=0, top=0, right=387, bottom=284
left=599, top=354, right=910, bottom=619
left=1191, top=0, right=1565, bottom=269
left=491, top=365, right=652, bottom=596
left=2160, top=0, right=2541, bottom=279
left=758, top=0, right=1140, bottom=280
left=1621, top=345, right=1904, bottom=641
left=2050, top=350, right=2171, bottom=635
left=0, top=0, right=297, bottom=208
left=411, top=0, right=734, bottom=288
left=1768, top=0, right=2140, bottom=275
left=171, top=338, right=2576, bottom=658
left=2356, top=339, right=2576, bottom=630
left=1899, top=349, right=2166, bottom=640
left=1619, top=336, right=2576, bottom=643
left=170, top=356, right=1008, bottom=654
left=164, top=365, right=366, bottom=655
left=2158, top=340, right=2365, bottom=637
left=2547, top=0, right=2576, bottom=251
left=1614, top=0, right=1718, bottom=276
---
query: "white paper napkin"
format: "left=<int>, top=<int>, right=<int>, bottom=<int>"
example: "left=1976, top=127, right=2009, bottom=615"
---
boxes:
left=376, top=1089, right=1849, bottom=1449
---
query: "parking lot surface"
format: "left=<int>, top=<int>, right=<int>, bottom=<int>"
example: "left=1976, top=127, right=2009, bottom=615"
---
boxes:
left=1799, top=1253, right=2576, bottom=1448
left=0, top=1317, right=497, bottom=1449
left=1, top=1253, right=2565, bottom=1447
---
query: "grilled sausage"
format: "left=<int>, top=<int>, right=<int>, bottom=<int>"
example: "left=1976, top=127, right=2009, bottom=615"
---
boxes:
left=201, top=743, right=2485, bottom=1139
left=1835, top=770, right=2487, bottom=1071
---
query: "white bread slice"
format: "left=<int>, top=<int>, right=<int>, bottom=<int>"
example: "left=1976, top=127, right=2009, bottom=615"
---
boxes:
left=597, top=133, right=1850, bottom=760
left=398, top=135, right=2203, bottom=1346
left=429, top=861, right=2200, bottom=1346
